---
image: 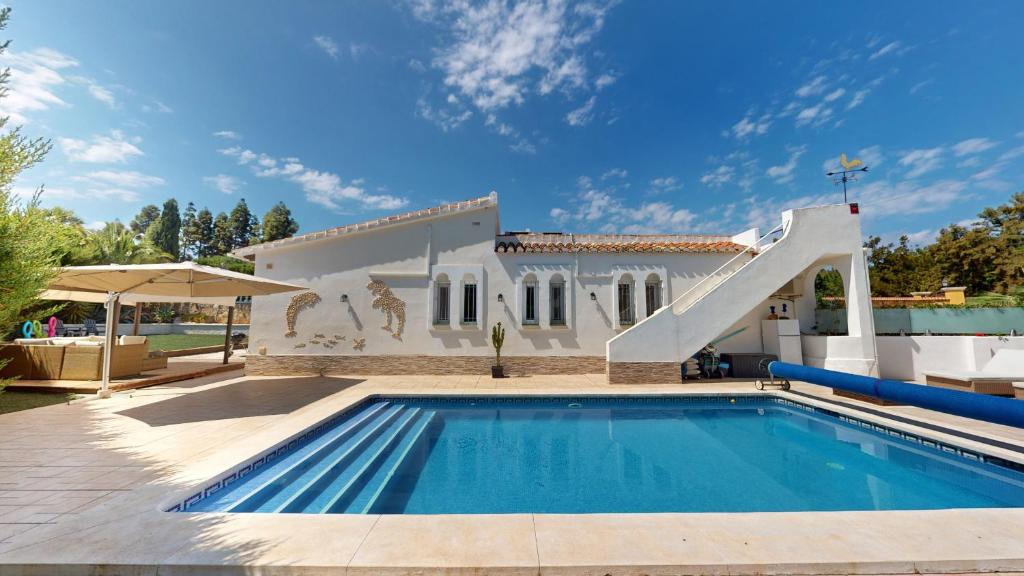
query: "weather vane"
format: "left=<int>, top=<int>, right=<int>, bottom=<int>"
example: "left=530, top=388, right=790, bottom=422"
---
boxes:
left=826, top=153, right=869, bottom=203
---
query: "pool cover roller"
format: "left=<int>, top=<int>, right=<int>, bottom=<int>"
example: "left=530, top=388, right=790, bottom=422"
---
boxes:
left=767, top=361, right=1024, bottom=429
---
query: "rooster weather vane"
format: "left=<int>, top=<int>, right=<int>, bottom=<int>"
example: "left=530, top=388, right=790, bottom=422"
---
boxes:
left=826, top=153, right=869, bottom=203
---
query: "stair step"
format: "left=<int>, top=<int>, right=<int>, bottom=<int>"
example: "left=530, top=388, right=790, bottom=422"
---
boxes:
left=314, top=407, right=424, bottom=514
left=271, top=405, right=410, bottom=513
left=224, top=402, right=392, bottom=512
left=356, top=410, right=437, bottom=514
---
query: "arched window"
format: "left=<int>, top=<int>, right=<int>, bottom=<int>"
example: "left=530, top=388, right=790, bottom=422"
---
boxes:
left=644, top=273, right=662, bottom=317
left=814, top=267, right=847, bottom=335
left=550, top=273, right=566, bottom=326
left=522, top=273, right=539, bottom=325
left=617, top=273, right=635, bottom=325
left=461, top=273, right=478, bottom=324
left=434, top=273, right=450, bottom=325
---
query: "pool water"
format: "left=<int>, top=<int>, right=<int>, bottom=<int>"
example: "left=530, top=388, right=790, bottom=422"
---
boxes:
left=183, top=396, right=1024, bottom=514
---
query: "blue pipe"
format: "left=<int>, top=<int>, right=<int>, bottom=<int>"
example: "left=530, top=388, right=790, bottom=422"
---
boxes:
left=768, top=361, right=1024, bottom=429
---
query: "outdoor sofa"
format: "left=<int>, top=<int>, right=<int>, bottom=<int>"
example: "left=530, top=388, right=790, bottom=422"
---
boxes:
left=924, top=348, right=1024, bottom=396
left=0, top=335, right=149, bottom=381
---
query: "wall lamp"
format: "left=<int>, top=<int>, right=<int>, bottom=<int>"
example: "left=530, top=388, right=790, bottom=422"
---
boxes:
left=341, top=294, right=349, bottom=303
left=497, top=293, right=504, bottom=303
left=590, top=292, right=597, bottom=301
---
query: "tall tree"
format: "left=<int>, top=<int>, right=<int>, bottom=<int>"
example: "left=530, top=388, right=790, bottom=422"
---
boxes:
left=180, top=201, right=199, bottom=260
left=212, top=211, right=233, bottom=255
left=129, top=204, right=161, bottom=235
left=86, top=221, right=171, bottom=264
left=229, top=198, right=259, bottom=248
left=195, top=207, right=216, bottom=257
left=0, top=7, right=64, bottom=381
left=261, top=201, right=299, bottom=242
left=150, top=198, right=181, bottom=259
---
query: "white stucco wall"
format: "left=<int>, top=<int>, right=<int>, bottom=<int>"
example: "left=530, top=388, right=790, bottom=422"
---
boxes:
left=247, top=204, right=769, bottom=358
left=802, top=335, right=1024, bottom=382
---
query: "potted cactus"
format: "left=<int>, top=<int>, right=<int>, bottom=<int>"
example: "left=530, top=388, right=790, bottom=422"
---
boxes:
left=491, top=321, right=505, bottom=378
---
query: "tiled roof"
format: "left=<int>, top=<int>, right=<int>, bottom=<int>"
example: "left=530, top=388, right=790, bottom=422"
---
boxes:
left=232, top=192, right=497, bottom=259
left=495, top=233, right=746, bottom=254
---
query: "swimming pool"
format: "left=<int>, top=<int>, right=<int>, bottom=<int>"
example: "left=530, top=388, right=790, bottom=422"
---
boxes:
left=176, top=395, right=1024, bottom=514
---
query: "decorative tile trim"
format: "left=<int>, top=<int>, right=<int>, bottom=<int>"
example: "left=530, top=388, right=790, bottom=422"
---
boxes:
left=168, top=393, right=1024, bottom=513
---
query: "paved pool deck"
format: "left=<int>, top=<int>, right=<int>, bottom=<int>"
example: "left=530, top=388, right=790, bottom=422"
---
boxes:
left=2, top=371, right=1024, bottom=575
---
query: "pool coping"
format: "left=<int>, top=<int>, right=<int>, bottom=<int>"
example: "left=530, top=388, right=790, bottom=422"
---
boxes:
left=164, top=390, right=1024, bottom=515
left=6, top=376, right=1024, bottom=576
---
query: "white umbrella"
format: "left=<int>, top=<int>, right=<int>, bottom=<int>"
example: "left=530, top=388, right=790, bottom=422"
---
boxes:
left=46, top=262, right=306, bottom=397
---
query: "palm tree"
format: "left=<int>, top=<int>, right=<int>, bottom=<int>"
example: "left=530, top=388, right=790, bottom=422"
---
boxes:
left=85, top=221, right=172, bottom=264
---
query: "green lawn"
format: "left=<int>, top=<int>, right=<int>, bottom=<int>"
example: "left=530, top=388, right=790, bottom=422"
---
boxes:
left=146, top=333, right=226, bottom=351
left=0, top=390, right=78, bottom=415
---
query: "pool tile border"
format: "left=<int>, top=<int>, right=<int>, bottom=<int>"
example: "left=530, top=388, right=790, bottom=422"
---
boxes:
left=167, top=393, right=1024, bottom=513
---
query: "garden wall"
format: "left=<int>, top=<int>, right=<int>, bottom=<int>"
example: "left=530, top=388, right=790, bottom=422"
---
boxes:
left=816, top=307, right=1024, bottom=335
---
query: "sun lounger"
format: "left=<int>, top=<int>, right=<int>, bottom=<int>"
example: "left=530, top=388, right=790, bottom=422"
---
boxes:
left=924, top=348, right=1024, bottom=396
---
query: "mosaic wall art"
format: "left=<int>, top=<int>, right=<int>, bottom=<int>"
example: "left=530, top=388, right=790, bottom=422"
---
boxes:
left=352, top=337, right=366, bottom=351
left=367, top=280, right=406, bottom=340
left=285, top=292, right=321, bottom=337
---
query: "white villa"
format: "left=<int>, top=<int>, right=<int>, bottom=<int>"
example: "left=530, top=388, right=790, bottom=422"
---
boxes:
left=233, top=192, right=877, bottom=383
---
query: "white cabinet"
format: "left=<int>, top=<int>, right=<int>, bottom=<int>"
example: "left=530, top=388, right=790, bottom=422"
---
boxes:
left=762, top=319, right=803, bottom=365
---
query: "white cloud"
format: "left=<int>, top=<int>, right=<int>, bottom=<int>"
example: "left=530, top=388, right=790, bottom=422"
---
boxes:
left=795, top=104, right=833, bottom=127
left=221, top=147, right=408, bottom=211
left=0, top=47, right=79, bottom=124
left=795, top=76, right=828, bottom=98
left=417, top=98, right=473, bottom=131
left=349, top=42, right=371, bottom=60
left=857, top=178, right=968, bottom=215
left=998, top=144, right=1024, bottom=162
left=548, top=176, right=698, bottom=233
left=700, top=165, right=734, bottom=187
left=71, top=76, right=116, bottom=108
left=594, top=72, right=617, bottom=90
left=601, top=168, right=628, bottom=180
left=730, top=114, right=771, bottom=139
left=565, top=95, right=596, bottom=126
left=823, top=88, right=845, bottom=102
left=212, top=130, right=242, bottom=140
left=952, top=137, right=998, bottom=157
left=905, top=229, right=937, bottom=245
left=765, top=146, right=806, bottom=184
left=420, top=0, right=610, bottom=113
left=74, top=170, right=165, bottom=189
left=898, top=147, right=944, bottom=178
left=17, top=184, right=140, bottom=203
left=649, top=176, right=682, bottom=193
left=910, top=79, right=934, bottom=95
left=58, top=131, right=143, bottom=163
left=203, top=174, right=244, bottom=195
left=313, top=35, right=340, bottom=59
left=869, top=41, right=901, bottom=60
left=846, top=89, right=869, bottom=110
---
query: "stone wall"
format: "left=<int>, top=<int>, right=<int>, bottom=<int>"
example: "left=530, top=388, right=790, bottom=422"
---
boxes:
left=606, top=361, right=680, bottom=384
left=246, top=354, right=606, bottom=376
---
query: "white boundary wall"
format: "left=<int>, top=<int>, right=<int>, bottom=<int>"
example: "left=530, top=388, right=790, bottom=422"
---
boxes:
left=802, top=335, right=1024, bottom=382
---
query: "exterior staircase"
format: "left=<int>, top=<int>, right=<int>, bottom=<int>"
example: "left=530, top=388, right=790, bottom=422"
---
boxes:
left=606, top=204, right=876, bottom=383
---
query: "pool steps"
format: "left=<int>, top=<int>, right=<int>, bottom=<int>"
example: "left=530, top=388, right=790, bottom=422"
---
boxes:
left=355, top=409, right=437, bottom=514
left=223, top=402, right=392, bottom=512
left=271, top=405, right=410, bottom=513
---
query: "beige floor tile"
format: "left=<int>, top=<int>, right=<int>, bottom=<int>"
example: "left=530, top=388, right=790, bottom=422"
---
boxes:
left=349, top=514, right=539, bottom=575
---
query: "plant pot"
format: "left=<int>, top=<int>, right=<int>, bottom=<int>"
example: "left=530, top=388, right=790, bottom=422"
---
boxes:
left=491, top=365, right=505, bottom=378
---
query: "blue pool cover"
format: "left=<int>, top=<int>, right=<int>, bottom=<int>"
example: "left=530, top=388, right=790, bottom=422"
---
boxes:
left=181, top=396, right=1024, bottom=514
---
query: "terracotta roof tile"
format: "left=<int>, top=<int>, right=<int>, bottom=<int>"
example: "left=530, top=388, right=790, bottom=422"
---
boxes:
left=495, top=233, right=746, bottom=254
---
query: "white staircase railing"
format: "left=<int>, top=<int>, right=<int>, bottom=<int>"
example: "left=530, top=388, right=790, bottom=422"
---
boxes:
left=669, top=222, right=786, bottom=316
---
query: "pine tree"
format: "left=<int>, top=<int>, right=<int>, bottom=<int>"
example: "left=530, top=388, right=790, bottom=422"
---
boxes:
left=261, top=201, right=299, bottom=242
left=151, top=198, right=181, bottom=259
left=212, top=211, right=233, bottom=255
left=229, top=198, right=259, bottom=248
left=130, top=204, right=161, bottom=235
left=180, top=201, right=199, bottom=260
left=195, top=207, right=215, bottom=257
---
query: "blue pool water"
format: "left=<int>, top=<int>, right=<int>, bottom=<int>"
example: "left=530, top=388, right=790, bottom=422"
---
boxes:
left=182, top=396, right=1024, bottom=514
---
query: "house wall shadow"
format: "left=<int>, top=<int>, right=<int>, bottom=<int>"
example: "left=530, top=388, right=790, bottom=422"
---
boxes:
left=116, top=376, right=364, bottom=426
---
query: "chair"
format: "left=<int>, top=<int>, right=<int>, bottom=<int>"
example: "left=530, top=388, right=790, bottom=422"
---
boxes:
left=924, top=349, right=1024, bottom=396
left=84, top=319, right=98, bottom=336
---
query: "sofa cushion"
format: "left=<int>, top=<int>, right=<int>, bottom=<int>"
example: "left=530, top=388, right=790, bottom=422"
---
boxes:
left=118, top=335, right=147, bottom=345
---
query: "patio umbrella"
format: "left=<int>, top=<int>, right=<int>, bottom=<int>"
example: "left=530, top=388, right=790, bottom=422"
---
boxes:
left=45, top=262, right=306, bottom=397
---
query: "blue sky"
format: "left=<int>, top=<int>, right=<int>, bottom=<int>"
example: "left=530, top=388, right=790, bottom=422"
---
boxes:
left=3, top=1, right=1023, bottom=244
